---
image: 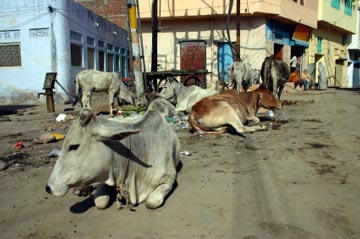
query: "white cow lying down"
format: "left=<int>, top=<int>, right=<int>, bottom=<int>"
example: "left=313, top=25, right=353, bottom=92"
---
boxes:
left=159, top=79, right=218, bottom=113
left=73, top=69, right=135, bottom=116
left=46, top=107, right=180, bottom=210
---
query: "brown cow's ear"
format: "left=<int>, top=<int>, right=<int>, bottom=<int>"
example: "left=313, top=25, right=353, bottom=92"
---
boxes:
left=79, top=108, right=94, bottom=127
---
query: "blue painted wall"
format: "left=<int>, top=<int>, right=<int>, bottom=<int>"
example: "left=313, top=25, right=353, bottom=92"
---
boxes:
left=0, top=0, right=129, bottom=103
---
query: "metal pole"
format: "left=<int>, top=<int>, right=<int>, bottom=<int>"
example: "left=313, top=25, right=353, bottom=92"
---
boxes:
left=127, top=0, right=144, bottom=102
left=151, top=0, right=158, bottom=91
left=236, top=0, right=240, bottom=61
left=45, top=89, right=55, bottom=112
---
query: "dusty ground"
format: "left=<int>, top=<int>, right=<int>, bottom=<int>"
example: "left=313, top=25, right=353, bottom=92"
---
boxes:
left=0, top=88, right=360, bottom=239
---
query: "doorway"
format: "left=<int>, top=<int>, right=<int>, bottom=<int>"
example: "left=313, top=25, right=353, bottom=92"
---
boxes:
left=218, top=42, right=235, bottom=83
left=274, top=43, right=284, bottom=59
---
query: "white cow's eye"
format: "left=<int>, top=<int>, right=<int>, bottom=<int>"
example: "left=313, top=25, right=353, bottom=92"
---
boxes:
left=69, top=144, right=80, bottom=151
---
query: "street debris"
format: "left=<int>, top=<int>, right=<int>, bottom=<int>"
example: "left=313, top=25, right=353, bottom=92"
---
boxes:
left=282, top=99, right=315, bottom=105
left=48, top=148, right=61, bottom=158
left=56, top=113, right=74, bottom=123
left=33, top=132, right=64, bottom=144
left=13, top=140, right=25, bottom=149
left=180, top=151, right=192, bottom=156
left=0, top=160, right=8, bottom=171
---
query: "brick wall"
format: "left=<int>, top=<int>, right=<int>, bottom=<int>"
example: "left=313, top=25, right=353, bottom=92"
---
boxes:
left=75, top=0, right=128, bottom=30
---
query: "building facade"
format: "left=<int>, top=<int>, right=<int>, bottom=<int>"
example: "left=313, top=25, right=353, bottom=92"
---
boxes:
left=0, top=0, right=130, bottom=104
left=138, top=0, right=318, bottom=89
left=347, top=2, right=360, bottom=88
left=75, top=0, right=128, bottom=30
left=307, top=0, right=358, bottom=88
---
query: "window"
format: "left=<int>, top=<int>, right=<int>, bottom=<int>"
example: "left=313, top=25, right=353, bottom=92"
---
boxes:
left=87, top=47, right=95, bottom=69
left=99, top=50, right=104, bottom=71
left=71, top=43, right=82, bottom=67
left=317, top=37, right=323, bottom=54
left=87, top=37, right=94, bottom=46
left=115, top=55, right=120, bottom=72
left=341, top=35, right=347, bottom=46
left=331, top=0, right=340, bottom=10
left=0, top=43, right=21, bottom=67
left=70, top=31, right=82, bottom=42
left=106, top=53, right=113, bottom=72
left=120, top=49, right=128, bottom=77
left=345, top=0, right=352, bottom=16
left=98, top=40, right=104, bottom=48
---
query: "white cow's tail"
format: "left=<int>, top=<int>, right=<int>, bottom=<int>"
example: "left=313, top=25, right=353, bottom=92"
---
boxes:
left=72, top=74, right=81, bottom=106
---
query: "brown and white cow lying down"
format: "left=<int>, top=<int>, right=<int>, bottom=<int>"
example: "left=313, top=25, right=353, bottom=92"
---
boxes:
left=188, top=87, right=281, bottom=135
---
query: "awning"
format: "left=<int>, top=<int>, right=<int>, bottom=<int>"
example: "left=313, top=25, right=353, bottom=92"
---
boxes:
left=290, top=39, right=309, bottom=47
left=292, top=24, right=311, bottom=42
left=290, top=24, right=311, bottom=48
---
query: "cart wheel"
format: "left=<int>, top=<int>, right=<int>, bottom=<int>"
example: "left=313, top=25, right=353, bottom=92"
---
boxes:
left=184, top=77, right=201, bottom=87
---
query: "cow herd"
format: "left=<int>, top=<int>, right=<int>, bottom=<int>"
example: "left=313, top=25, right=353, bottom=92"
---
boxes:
left=46, top=56, right=289, bottom=210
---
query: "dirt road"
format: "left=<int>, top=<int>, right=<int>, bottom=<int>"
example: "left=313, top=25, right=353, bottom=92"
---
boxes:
left=0, top=88, right=359, bottom=239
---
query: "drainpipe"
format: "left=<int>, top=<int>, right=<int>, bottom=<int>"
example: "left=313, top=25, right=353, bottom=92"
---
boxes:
left=127, top=0, right=144, bottom=102
left=151, top=0, right=158, bottom=90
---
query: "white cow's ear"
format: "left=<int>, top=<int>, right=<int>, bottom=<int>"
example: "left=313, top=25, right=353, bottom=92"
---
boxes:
left=91, top=120, right=141, bottom=141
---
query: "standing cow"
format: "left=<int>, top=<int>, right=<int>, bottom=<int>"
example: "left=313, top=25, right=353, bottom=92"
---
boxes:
left=228, top=62, right=261, bottom=92
left=73, top=70, right=135, bottom=117
left=46, top=107, right=180, bottom=210
left=260, top=56, right=290, bottom=100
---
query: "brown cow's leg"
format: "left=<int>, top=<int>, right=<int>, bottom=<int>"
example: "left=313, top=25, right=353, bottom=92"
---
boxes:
left=230, top=120, right=267, bottom=134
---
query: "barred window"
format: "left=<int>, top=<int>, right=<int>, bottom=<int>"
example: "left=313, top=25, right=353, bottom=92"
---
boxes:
left=70, top=31, right=82, bottom=42
left=98, top=40, right=104, bottom=48
left=87, top=37, right=94, bottom=46
left=107, top=43, right=113, bottom=51
left=0, top=43, right=22, bottom=67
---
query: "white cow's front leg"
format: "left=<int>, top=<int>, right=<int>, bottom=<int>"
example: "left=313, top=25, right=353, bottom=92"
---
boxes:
left=145, top=168, right=176, bottom=209
left=94, top=171, right=116, bottom=209
left=81, top=84, right=93, bottom=109
left=108, top=90, right=116, bottom=117
left=145, top=183, right=173, bottom=209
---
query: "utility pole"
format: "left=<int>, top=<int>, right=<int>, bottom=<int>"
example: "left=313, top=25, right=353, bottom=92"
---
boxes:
left=127, top=0, right=144, bottom=102
left=151, top=0, right=158, bottom=90
left=236, top=0, right=241, bottom=61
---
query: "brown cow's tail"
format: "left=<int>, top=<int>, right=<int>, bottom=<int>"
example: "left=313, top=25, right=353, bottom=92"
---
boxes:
left=188, top=112, right=204, bottom=134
